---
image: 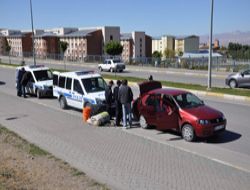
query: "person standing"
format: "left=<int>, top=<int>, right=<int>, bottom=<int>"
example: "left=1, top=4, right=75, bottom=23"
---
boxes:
left=148, top=75, right=153, bottom=81
left=16, top=67, right=25, bottom=96
left=118, top=79, right=133, bottom=129
left=20, top=71, right=31, bottom=98
left=113, top=80, right=122, bottom=126
left=105, top=80, right=114, bottom=119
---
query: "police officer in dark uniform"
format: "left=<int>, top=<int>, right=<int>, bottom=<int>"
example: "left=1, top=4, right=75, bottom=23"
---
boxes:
left=105, top=80, right=114, bottom=119
left=113, top=80, right=122, bottom=126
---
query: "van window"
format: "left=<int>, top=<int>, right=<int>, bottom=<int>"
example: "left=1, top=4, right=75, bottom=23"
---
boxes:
left=66, top=78, right=72, bottom=90
left=33, top=70, right=53, bottom=81
left=81, top=77, right=106, bottom=93
left=73, top=79, right=83, bottom=94
left=53, top=74, right=58, bottom=85
left=59, top=76, right=66, bottom=88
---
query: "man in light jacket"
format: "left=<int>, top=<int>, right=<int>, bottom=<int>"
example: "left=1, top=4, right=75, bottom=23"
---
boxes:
left=118, top=79, right=133, bottom=129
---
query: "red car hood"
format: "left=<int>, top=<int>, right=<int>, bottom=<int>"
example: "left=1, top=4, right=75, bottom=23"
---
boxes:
left=182, top=105, right=223, bottom=120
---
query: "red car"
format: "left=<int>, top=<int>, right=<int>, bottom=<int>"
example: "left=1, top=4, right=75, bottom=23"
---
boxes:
left=133, top=81, right=226, bottom=142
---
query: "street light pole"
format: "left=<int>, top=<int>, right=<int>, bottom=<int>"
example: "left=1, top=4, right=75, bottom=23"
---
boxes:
left=29, top=0, right=36, bottom=66
left=208, top=0, right=214, bottom=89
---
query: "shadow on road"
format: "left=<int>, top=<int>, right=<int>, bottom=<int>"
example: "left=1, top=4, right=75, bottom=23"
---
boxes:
left=0, top=81, right=6, bottom=85
left=205, top=130, right=241, bottom=144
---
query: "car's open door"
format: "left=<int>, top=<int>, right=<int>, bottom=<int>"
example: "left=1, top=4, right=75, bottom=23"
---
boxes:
left=139, top=81, right=162, bottom=96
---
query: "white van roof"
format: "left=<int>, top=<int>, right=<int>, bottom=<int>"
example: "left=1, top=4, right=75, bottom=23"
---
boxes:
left=17, top=65, right=50, bottom=72
left=57, top=70, right=101, bottom=79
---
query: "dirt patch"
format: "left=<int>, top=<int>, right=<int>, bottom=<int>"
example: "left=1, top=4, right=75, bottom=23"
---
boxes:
left=0, top=126, right=109, bottom=190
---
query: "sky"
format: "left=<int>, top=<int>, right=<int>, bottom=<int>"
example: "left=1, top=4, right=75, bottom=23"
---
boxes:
left=1, top=0, right=250, bottom=37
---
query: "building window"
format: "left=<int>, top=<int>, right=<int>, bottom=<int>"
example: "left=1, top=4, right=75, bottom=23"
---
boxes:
left=110, top=35, right=113, bottom=41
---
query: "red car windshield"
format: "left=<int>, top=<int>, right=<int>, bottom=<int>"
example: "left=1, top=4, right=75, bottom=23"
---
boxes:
left=173, top=93, right=204, bottom=109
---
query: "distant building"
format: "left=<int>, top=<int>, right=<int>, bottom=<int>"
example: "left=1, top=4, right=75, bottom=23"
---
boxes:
left=214, top=39, right=220, bottom=49
left=0, top=29, right=33, bottom=57
left=58, top=26, right=120, bottom=60
left=152, top=35, right=175, bottom=54
left=46, top=27, right=78, bottom=36
left=120, top=31, right=152, bottom=62
left=175, top=35, right=199, bottom=53
left=34, top=32, right=59, bottom=58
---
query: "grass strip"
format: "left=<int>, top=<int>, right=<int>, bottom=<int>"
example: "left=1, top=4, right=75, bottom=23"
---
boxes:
left=102, top=74, right=250, bottom=97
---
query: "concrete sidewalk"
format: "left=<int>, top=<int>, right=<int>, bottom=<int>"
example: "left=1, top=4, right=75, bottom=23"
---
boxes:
left=0, top=91, right=250, bottom=190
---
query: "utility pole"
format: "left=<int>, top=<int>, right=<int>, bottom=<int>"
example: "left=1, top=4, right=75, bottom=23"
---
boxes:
left=29, top=0, right=36, bottom=66
left=208, top=0, right=214, bottom=89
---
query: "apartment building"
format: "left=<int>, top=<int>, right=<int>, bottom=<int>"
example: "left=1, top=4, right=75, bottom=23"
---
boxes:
left=34, top=32, right=59, bottom=58
left=175, top=35, right=199, bottom=53
left=58, top=26, right=120, bottom=60
left=152, top=35, right=175, bottom=54
left=0, top=29, right=33, bottom=57
left=46, top=27, right=78, bottom=36
left=60, top=29, right=103, bottom=60
left=120, top=33, right=133, bottom=62
left=120, top=31, right=152, bottom=62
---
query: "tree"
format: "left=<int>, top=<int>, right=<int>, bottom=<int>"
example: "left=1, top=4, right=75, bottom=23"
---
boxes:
left=177, top=51, right=183, bottom=57
left=59, top=41, right=69, bottom=70
left=164, top=48, right=175, bottom=58
left=59, top=41, right=69, bottom=58
left=4, top=38, right=11, bottom=64
left=152, top=51, right=162, bottom=58
left=104, top=41, right=123, bottom=56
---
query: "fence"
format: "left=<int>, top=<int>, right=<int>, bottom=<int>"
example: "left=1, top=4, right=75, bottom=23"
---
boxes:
left=1, top=52, right=250, bottom=72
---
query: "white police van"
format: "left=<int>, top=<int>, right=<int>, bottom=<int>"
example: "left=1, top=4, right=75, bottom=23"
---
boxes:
left=16, top=65, right=53, bottom=98
left=53, top=70, right=107, bottom=110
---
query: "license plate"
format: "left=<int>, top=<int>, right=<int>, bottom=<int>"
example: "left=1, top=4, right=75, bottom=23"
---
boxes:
left=214, top=125, right=224, bottom=131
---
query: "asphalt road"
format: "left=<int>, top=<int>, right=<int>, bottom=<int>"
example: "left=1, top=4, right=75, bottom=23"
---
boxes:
left=1, top=66, right=250, bottom=159
left=1, top=66, right=250, bottom=189
left=1, top=56, right=228, bottom=87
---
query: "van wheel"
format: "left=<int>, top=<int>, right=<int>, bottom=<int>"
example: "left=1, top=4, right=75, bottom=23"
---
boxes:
left=140, top=115, right=148, bottom=129
left=99, top=67, right=103, bottom=72
left=59, top=96, right=67, bottom=109
left=182, top=124, right=195, bottom=142
left=229, top=79, right=237, bottom=88
left=36, top=89, right=41, bottom=99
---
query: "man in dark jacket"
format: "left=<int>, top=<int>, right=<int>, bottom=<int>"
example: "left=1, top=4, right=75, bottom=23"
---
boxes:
left=105, top=80, right=114, bottom=119
left=20, top=71, right=31, bottom=98
left=118, top=79, right=133, bottom=129
left=113, top=80, right=122, bottom=126
left=16, top=67, right=25, bottom=96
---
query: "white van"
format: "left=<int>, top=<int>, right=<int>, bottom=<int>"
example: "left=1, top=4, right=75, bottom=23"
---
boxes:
left=16, top=65, right=53, bottom=98
left=53, top=70, right=107, bottom=110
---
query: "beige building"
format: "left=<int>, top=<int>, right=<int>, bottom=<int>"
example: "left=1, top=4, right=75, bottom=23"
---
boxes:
left=121, top=31, right=152, bottom=62
left=99, top=26, right=120, bottom=54
left=152, top=35, right=175, bottom=54
left=34, top=32, right=59, bottom=58
left=0, top=29, right=33, bottom=57
left=46, top=27, right=78, bottom=36
left=175, top=35, right=199, bottom=53
left=60, top=26, right=120, bottom=60
left=60, top=29, right=103, bottom=60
